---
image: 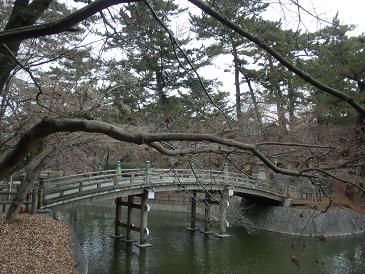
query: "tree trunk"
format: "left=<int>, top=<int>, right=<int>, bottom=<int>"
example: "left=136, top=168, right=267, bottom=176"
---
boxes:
left=275, top=82, right=287, bottom=130
left=287, top=78, right=296, bottom=129
left=156, top=68, right=168, bottom=108
left=357, top=80, right=365, bottom=124
left=0, top=0, right=52, bottom=94
left=243, top=74, right=263, bottom=127
left=268, top=55, right=286, bottom=130
left=232, top=44, right=242, bottom=120
left=6, top=154, right=46, bottom=224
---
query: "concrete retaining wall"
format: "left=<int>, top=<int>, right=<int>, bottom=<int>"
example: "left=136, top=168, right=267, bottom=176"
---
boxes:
left=246, top=206, right=365, bottom=237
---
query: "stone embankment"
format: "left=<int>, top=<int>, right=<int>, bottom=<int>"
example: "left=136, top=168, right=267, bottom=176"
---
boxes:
left=244, top=205, right=365, bottom=237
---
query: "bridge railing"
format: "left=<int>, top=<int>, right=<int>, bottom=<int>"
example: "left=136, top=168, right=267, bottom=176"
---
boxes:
left=41, top=167, right=284, bottom=206
left=148, top=169, right=225, bottom=183
left=0, top=190, right=37, bottom=213
left=229, top=172, right=283, bottom=194
left=43, top=169, right=143, bottom=200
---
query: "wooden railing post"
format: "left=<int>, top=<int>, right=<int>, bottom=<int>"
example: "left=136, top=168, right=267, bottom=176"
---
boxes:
left=223, top=163, right=229, bottom=185
left=79, top=182, right=83, bottom=193
left=116, top=160, right=122, bottom=185
left=37, top=178, right=44, bottom=209
left=31, top=184, right=38, bottom=214
left=144, top=160, right=150, bottom=184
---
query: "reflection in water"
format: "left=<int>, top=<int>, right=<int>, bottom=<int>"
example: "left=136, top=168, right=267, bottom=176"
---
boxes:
left=55, top=205, right=365, bottom=274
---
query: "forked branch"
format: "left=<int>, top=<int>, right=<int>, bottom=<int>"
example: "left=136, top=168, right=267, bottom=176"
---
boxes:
left=0, top=117, right=300, bottom=180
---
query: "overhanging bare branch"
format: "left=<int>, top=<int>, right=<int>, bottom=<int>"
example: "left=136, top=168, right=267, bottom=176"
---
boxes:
left=0, top=117, right=301, bottom=180
left=0, top=0, right=142, bottom=42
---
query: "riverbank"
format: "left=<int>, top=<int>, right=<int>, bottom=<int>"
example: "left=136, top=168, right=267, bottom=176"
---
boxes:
left=0, top=213, right=78, bottom=274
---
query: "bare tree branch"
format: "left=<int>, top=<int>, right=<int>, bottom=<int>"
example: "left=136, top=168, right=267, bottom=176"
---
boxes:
left=0, top=0, right=142, bottom=43
left=0, top=117, right=301, bottom=180
left=256, top=142, right=335, bottom=149
left=2, top=43, right=49, bottom=110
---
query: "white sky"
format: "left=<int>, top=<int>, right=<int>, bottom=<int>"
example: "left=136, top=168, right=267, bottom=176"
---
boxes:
left=265, top=0, right=365, bottom=34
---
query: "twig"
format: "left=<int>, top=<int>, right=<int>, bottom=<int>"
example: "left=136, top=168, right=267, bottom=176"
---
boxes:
left=2, top=44, right=49, bottom=111
left=143, top=0, right=233, bottom=126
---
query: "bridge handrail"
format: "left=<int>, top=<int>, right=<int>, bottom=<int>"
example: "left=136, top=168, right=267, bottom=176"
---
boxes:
left=41, top=168, right=284, bottom=206
left=44, top=169, right=144, bottom=186
left=44, top=175, right=115, bottom=192
left=43, top=169, right=281, bottom=189
left=44, top=169, right=118, bottom=183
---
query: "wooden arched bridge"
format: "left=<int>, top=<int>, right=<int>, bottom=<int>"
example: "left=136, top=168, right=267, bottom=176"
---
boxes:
left=41, top=164, right=284, bottom=208
left=2, top=163, right=285, bottom=248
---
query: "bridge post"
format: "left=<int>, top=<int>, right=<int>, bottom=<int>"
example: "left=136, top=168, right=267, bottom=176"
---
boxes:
left=114, top=197, right=123, bottom=238
left=37, top=178, right=44, bottom=209
left=31, top=184, right=38, bottom=214
left=123, top=195, right=135, bottom=243
left=223, top=162, right=229, bottom=184
left=144, top=160, right=151, bottom=184
left=187, top=191, right=197, bottom=231
left=79, top=182, right=83, bottom=193
left=136, top=192, right=152, bottom=248
left=201, top=192, right=212, bottom=235
left=117, top=160, right=122, bottom=174
left=116, top=160, right=122, bottom=185
left=216, top=190, right=230, bottom=238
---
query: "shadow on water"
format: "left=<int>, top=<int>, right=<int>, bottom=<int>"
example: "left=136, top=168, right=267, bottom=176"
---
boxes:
left=55, top=204, right=365, bottom=274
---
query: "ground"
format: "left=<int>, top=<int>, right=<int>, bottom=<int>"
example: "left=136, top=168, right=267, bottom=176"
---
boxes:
left=0, top=213, right=77, bottom=274
left=292, top=178, right=365, bottom=214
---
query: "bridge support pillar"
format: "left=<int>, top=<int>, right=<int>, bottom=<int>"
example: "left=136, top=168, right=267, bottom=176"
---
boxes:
left=113, top=197, right=123, bottom=238
left=123, top=195, right=135, bottom=243
left=187, top=191, right=198, bottom=231
left=201, top=193, right=213, bottom=235
left=216, top=191, right=230, bottom=238
left=136, top=192, right=152, bottom=248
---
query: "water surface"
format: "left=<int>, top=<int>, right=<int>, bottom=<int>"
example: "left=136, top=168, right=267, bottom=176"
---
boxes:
left=55, top=205, right=365, bottom=274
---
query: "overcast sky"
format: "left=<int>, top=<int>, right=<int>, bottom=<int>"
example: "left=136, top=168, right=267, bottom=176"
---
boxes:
left=265, top=0, right=365, bottom=34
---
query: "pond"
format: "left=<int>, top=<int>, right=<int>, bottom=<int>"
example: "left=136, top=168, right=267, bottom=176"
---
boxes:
left=55, top=204, right=365, bottom=274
